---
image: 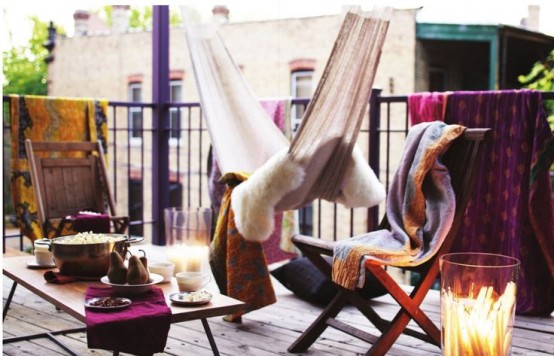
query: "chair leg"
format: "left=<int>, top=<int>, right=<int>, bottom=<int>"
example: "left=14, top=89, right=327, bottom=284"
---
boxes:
left=365, top=263, right=441, bottom=351
left=346, top=289, right=389, bottom=333
left=292, top=238, right=441, bottom=354
left=365, top=309, right=413, bottom=355
left=288, top=290, right=350, bottom=353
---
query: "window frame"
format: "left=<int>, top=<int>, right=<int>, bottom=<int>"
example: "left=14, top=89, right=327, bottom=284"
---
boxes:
left=169, top=80, right=183, bottom=145
left=429, top=67, right=448, bottom=92
left=128, top=82, right=143, bottom=145
left=290, top=70, right=314, bottom=131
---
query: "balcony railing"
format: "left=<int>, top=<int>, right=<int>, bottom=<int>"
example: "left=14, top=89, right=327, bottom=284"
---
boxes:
left=4, top=90, right=553, bottom=252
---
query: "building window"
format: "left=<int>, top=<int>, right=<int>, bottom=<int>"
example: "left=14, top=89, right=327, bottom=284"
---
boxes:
left=429, top=68, right=447, bottom=92
left=128, top=83, right=142, bottom=140
left=290, top=70, right=314, bottom=131
left=169, top=80, right=183, bottom=141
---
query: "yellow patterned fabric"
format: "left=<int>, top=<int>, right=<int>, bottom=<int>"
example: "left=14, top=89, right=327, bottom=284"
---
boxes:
left=9, top=95, right=109, bottom=241
left=210, top=172, right=276, bottom=322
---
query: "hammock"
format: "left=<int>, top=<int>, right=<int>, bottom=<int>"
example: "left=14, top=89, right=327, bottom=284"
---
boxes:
left=184, top=19, right=288, bottom=175
left=184, top=9, right=390, bottom=241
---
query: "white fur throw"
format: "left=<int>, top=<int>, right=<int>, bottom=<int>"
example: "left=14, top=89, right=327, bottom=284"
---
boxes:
left=231, top=149, right=304, bottom=242
left=335, top=146, right=386, bottom=208
left=231, top=147, right=386, bottom=242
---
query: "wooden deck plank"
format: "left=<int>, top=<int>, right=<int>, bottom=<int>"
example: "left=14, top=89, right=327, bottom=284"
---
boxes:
left=3, top=266, right=554, bottom=355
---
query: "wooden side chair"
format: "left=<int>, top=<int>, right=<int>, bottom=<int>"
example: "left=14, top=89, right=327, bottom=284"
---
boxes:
left=288, top=128, right=490, bottom=355
left=25, top=140, right=129, bottom=238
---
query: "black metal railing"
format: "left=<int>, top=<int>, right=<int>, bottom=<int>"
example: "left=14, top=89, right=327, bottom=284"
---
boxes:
left=4, top=90, right=553, bottom=251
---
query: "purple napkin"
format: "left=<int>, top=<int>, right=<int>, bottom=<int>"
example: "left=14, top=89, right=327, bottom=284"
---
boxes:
left=44, top=271, right=100, bottom=284
left=85, top=286, right=171, bottom=355
left=72, top=213, right=111, bottom=233
left=44, top=271, right=78, bottom=284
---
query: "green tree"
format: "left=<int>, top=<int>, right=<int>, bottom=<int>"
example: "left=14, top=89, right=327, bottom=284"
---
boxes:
left=518, top=48, right=554, bottom=131
left=99, top=6, right=181, bottom=30
left=2, top=17, right=53, bottom=95
left=129, top=7, right=153, bottom=30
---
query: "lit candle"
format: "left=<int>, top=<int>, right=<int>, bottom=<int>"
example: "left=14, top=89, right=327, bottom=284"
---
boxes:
left=167, top=244, right=209, bottom=274
left=185, top=246, right=202, bottom=272
left=441, top=282, right=517, bottom=356
left=167, top=244, right=186, bottom=274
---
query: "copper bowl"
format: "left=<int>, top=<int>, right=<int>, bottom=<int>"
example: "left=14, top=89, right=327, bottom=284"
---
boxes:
left=46, top=234, right=143, bottom=278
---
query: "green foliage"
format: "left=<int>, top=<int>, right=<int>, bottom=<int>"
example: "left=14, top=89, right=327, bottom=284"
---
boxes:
left=170, top=10, right=183, bottom=26
left=518, top=48, right=554, bottom=132
left=129, top=7, right=153, bottom=30
left=128, top=7, right=182, bottom=29
left=518, top=49, right=554, bottom=91
left=96, top=6, right=182, bottom=30
left=101, top=6, right=113, bottom=27
left=2, top=17, right=51, bottom=95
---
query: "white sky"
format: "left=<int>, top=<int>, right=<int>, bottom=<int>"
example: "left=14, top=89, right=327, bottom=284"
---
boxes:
left=1, top=0, right=554, bottom=52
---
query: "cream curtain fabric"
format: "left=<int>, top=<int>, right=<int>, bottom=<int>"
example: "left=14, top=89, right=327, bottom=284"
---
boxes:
left=184, top=19, right=289, bottom=175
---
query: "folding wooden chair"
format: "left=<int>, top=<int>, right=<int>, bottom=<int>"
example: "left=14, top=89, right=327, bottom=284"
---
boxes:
left=288, top=128, right=490, bottom=355
left=25, top=140, right=129, bottom=238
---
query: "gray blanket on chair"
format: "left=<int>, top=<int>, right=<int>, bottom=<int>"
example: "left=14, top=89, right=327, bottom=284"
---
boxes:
left=332, top=121, right=465, bottom=290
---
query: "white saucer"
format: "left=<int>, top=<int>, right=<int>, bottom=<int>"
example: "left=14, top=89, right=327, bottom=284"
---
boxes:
left=170, top=290, right=212, bottom=306
left=26, top=261, right=56, bottom=269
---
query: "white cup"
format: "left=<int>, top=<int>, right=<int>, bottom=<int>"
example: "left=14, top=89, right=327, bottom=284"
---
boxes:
left=175, top=271, right=211, bottom=292
left=148, top=261, right=175, bottom=283
left=34, top=240, right=53, bottom=266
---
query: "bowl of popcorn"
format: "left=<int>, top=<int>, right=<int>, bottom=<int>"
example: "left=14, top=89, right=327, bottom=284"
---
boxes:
left=47, top=232, right=142, bottom=278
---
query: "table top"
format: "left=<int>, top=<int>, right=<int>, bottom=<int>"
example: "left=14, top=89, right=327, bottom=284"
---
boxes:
left=3, top=255, right=244, bottom=324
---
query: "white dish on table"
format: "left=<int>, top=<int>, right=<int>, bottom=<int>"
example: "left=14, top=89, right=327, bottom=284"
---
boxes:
left=100, top=273, right=163, bottom=296
left=26, top=261, right=56, bottom=269
left=170, top=289, right=212, bottom=306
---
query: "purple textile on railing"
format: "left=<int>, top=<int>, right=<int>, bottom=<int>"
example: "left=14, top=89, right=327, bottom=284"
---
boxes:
left=85, top=286, right=171, bottom=354
left=259, top=99, right=286, bottom=132
left=444, top=89, right=554, bottom=315
left=408, top=92, right=450, bottom=126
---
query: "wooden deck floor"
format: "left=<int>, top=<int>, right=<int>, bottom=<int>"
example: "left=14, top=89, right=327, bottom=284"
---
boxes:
left=3, top=255, right=554, bottom=355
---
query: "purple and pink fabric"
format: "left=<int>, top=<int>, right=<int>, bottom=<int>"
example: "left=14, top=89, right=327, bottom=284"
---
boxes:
left=409, top=89, right=554, bottom=315
left=71, top=212, right=111, bottom=233
left=85, top=286, right=171, bottom=354
left=408, top=92, right=450, bottom=126
left=332, top=122, right=464, bottom=290
left=44, top=271, right=78, bottom=284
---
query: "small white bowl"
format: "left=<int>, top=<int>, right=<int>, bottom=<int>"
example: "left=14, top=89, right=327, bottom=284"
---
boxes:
left=148, top=261, right=175, bottom=283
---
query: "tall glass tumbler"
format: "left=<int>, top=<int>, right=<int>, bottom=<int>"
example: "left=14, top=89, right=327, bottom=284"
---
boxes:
left=164, top=207, right=212, bottom=274
left=440, top=253, right=520, bottom=356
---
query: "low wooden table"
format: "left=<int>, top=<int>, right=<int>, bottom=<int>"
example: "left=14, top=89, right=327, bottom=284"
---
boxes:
left=3, top=255, right=245, bottom=355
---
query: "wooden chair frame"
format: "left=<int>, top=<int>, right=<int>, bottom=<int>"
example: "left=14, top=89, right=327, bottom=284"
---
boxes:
left=25, top=140, right=129, bottom=237
left=288, top=128, right=490, bottom=355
